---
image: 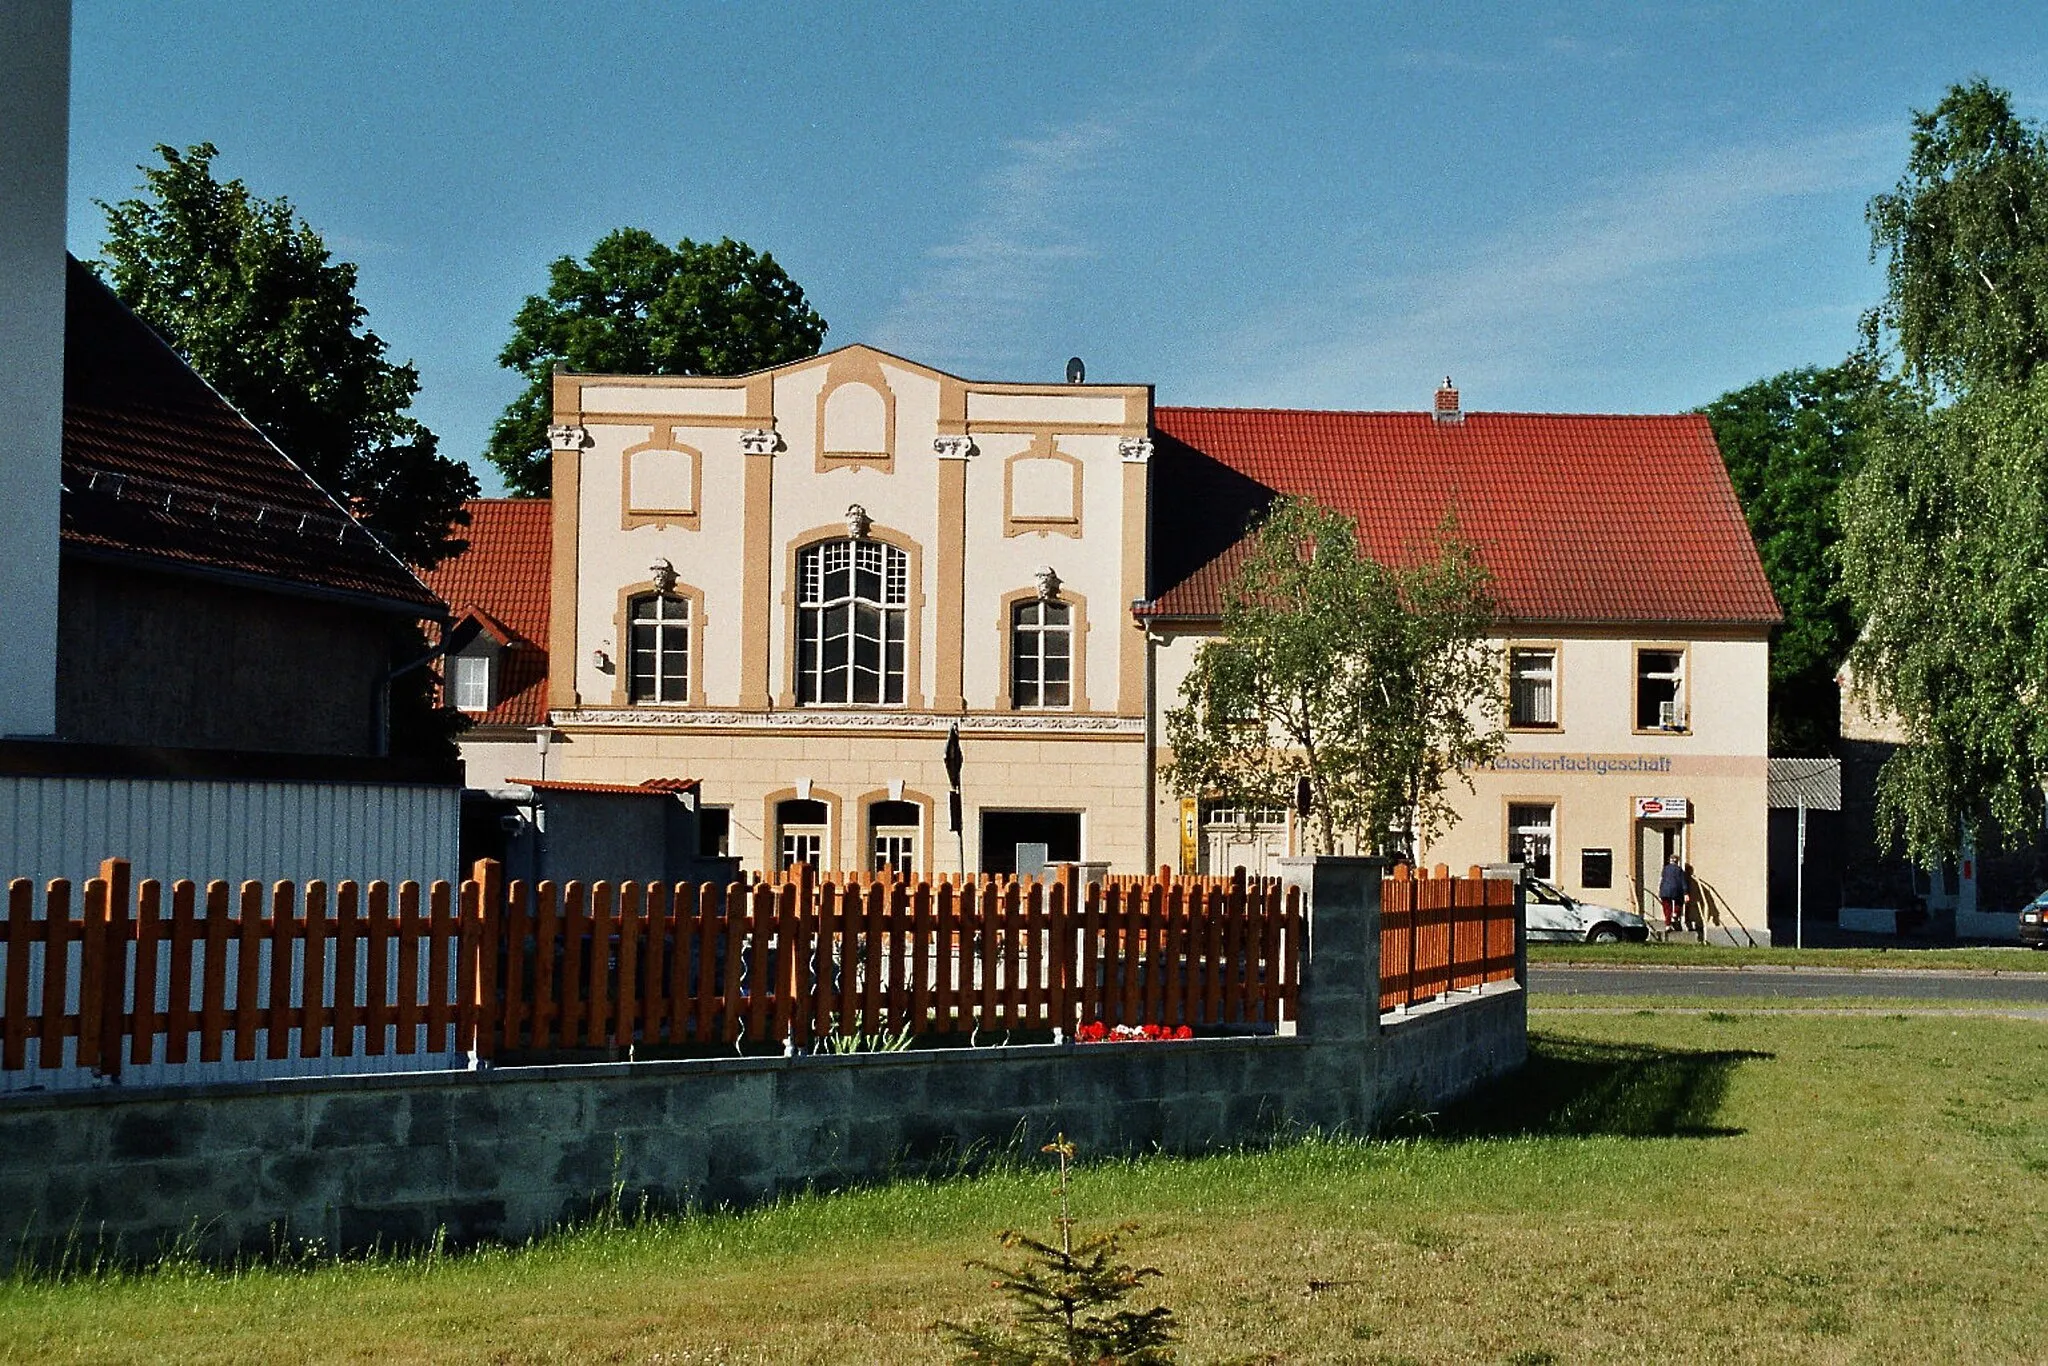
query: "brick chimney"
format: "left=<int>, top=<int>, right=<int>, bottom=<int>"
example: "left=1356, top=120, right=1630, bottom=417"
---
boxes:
left=1433, top=376, right=1463, bottom=425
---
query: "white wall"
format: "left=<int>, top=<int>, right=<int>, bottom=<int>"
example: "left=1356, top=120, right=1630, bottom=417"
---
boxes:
left=0, top=0, right=69, bottom=738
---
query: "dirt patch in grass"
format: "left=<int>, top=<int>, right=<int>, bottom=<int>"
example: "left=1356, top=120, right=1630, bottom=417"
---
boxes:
left=5, top=1011, right=2048, bottom=1363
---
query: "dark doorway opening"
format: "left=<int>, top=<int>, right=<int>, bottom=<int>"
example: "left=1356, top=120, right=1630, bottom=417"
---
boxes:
left=980, top=810, right=1082, bottom=875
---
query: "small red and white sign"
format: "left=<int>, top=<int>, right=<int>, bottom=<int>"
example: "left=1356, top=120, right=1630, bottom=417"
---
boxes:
left=1634, top=796, right=1690, bottom=820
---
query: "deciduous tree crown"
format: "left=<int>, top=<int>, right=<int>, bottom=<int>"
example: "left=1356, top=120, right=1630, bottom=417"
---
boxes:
left=1162, top=497, right=1503, bottom=860
left=486, top=229, right=828, bottom=496
left=97, top=143, right=477, bottom=569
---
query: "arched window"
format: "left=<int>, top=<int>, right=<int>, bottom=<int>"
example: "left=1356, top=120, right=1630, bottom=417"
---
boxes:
left=777, top=798, right=830, bottom=870
left=628, top=593, right=689, bottom=703
left=1010, top=598, right=1072, bottom=709
left=869, top=799, right=921, bottom=874
left=797, top=539, right=908, bottom=704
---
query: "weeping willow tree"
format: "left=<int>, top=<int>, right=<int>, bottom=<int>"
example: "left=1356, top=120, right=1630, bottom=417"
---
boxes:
left=1162, top=496, right=1504, bottom=859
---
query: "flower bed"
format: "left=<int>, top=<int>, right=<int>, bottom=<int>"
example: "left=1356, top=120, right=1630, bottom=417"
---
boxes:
left=1075, top=1022, right=1195, bottom=1044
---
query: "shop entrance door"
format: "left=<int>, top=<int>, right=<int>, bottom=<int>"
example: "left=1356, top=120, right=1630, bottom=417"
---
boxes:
left=1635, top=821, right=1687, bottom=921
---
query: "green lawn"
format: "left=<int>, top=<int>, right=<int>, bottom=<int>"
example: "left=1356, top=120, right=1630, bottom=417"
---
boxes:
left=5, top=1007, right=2047, bottom=1363
left=1530, top=940, right=2048, bottom=972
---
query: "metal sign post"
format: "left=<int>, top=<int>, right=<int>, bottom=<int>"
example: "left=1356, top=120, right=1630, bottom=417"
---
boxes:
left=1795, top=800, right=1807, bottom=950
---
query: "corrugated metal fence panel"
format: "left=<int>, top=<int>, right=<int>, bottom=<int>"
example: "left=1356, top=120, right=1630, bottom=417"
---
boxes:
left=0, top=776, right=459, bottom=891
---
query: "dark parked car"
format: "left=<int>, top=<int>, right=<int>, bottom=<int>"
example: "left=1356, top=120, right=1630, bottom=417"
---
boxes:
left=2020, top=890, right=2048, bottom=949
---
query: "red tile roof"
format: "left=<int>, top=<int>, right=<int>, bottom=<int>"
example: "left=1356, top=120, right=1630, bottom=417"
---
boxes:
left=60, top=259, right=443, bottom=615
left=418, top=498, right=552, bottom=729
left=514, top=777, right=698, bottom=796
left=1147, top=407, right=1780, bottom=627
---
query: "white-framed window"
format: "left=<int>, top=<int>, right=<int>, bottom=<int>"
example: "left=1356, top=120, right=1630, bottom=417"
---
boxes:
left=797, top=539, right=908, bottom=705
left=1204, top=807, right=1288, bottom=828
left=1508, top=647, right=1557, bottom=728
left=451, top=653, right=492, bottom=712
left=1508, top=802, right=1555, bottom=881
left=1636, top=648, right=1686, bottom=731
left=869, top=799, right=920, bottom=875
left=629, top=593, right=690, bottom=703
left=777, top=798, right=830, bottom=871
left=1010, top=598, right=1073, bottom=708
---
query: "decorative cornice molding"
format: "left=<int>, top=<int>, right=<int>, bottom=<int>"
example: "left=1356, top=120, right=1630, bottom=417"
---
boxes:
left=548, top=423, right=590, bottom=452
left=553, top=708, right=1145, bottom=735
left=933, top=435, right=978, bottom=461
left=739, top=427, right=782, bottom=456
left=1118, top=436, right=1154, bottom=464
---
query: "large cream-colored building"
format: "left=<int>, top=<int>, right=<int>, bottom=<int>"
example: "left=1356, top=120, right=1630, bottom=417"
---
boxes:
left=447, top=349, right=1780, bottom=940
left=536, top=347, right=1156, bottom=878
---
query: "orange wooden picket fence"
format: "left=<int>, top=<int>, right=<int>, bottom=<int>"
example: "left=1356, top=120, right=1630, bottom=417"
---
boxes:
left=2, top=860, right=1303, bottom=1077
left=3, top=859, right=474, bottom=1079
left=1378, top=864, right=1519, bottom=1013
left=3, top=857, right=1519, bottom=1080
left=475, top=864, right=1301, bottom=1057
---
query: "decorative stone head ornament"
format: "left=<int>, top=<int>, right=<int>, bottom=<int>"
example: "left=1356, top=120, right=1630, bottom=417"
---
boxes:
left=649, top=558, right=678, bottom=594
left=1034, top=565, right=1061, bottom=601
left=845, top=504, right=872, bottom=540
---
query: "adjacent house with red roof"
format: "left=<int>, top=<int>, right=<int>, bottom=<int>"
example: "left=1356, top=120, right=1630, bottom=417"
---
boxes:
left=418, top=497, right=552, bottom=789
left=497, top=351, right=1777, bottom=939
left=1147, top=381, right=1779, bottom=941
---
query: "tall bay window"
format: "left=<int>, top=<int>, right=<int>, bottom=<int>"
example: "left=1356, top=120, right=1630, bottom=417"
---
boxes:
left=1508, top=646, right=1557, bottom=728
left=797, top=539, right=908, bottom=704
left=1010, top=598, right=1073, bottom=708
left=628, top=593, right=689, bottom=703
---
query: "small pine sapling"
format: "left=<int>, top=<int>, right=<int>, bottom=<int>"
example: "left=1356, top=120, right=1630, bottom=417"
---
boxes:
left=942, top=1134, right=1179, bottom=1366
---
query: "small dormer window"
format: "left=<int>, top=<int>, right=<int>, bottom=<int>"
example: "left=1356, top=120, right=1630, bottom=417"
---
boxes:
left=452, top=653, right=492, bottom=712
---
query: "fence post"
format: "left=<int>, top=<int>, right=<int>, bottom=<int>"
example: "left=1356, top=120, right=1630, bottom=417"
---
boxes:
left=470, top=859, right=505, bottom=1066
left=1482, top=864, right=1526, bottom=988
left=95, top=858, right=132, bottom=1080
left=1056, top=862, right=1082, bottom=1040
left=1279, top=856, right=1387, bottom=1045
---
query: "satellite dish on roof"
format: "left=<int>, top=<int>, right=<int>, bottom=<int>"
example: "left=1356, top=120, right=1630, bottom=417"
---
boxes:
left=1066, top=356, right=1085, bottom=384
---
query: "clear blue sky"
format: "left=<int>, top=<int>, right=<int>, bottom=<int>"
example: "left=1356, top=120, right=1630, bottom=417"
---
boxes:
left=67, top=2, right=2048, bottom=495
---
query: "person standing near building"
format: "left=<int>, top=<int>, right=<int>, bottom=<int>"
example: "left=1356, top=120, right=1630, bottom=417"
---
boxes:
left=1658, top=855, right=1690, bottom=933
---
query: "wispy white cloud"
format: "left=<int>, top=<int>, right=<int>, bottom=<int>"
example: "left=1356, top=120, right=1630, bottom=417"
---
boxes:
left=1193, top=124, right=1898, bottom=408
left=872, top=118, right=1126, bottom=370
left=873, top=21, right=1237, bottom=374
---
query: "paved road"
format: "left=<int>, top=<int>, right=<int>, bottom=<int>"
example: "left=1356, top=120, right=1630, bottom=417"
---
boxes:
left=1529, top=965, right=2048, bottom=1003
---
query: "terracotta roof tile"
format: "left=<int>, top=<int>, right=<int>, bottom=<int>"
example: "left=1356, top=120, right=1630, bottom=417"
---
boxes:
left=59, top=259, right=443, bottom=615
left=1148, top=406, right=1780, bottom=627
left=513, top=777, right=698, bottom=796
left=419, top=498, right=552, bottom=729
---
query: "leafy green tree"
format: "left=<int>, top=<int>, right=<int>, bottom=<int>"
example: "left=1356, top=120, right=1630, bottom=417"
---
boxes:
left=1865, top=78, right=2048, bottom=390
left=486, top=229, right=828, bottom=495
left=1700, top=361, right=1895, bottom=755
left=1162, top=497, right=1504, bottom=858
left=1840, top=377, right=2048, bottom=862
left=1841, top=80, right=2048, bottom=863
left=97, top=143, right=476, bottom=568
